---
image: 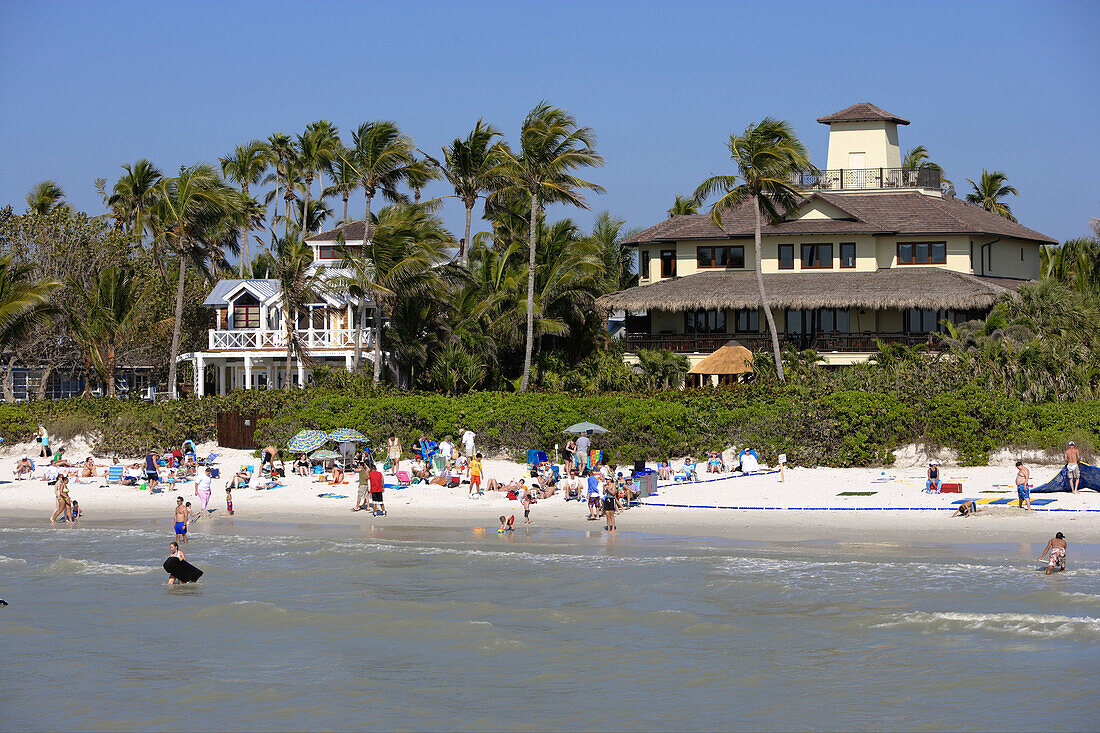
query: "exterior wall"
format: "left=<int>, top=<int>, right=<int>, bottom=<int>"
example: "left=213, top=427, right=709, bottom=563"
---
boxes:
left=823, top=121, right=902, bottom=170
left=981, top=238, right=1041, bottom=280
left=879, top=235, right=972, bottom=272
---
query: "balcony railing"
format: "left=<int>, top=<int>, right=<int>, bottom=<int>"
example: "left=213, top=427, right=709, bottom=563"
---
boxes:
left=790, top=167, right=941, bottom=192
left=623, top=332, right=935, bottom=354
left=208, top=328, right=372, bottom=351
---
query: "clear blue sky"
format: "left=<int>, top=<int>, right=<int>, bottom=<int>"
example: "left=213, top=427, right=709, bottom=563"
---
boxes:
left=1, top=0, right=1097, bottom=244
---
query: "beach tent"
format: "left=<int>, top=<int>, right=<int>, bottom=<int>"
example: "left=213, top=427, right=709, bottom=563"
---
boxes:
left=688, top=340, right=754, bottom=387
left=1032, top=462, right=1100, bottom=493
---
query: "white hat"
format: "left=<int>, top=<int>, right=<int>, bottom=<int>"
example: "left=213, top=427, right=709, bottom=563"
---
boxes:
left=1069, top=441, right=1075, bottom=445
left=930, top=460, right=939, bottom=465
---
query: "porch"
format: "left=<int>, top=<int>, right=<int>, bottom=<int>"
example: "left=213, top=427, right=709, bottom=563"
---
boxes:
left=207, top=327, right=373, bottom=351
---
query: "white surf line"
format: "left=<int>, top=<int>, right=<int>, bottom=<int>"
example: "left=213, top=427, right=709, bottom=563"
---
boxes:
left=637, top=502, right=1100, bottom=512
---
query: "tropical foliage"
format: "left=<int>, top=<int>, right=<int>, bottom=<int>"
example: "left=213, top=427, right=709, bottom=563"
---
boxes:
left=965, top=169, right=1018, bottom=221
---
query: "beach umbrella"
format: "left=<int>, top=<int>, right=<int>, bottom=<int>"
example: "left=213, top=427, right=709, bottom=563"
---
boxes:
left=563, top=422, right=609, bottom=434
left=288, top=430, right=327, bottom=453
left=327, top=428, right=369, bottom=443
left=310, top=449, right=340, bottom=461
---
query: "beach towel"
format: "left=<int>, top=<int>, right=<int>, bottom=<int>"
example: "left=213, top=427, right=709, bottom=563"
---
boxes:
left=317, top=492, right=349, bottom=499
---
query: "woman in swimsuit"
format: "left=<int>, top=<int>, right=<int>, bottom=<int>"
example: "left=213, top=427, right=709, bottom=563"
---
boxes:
left=50, top=476, right=73, bottom=525
left=167, top=542, right=185, bottom=585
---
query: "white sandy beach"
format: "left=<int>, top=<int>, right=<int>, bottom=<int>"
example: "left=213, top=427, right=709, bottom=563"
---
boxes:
left=1, top=439, right=1096, bottom=543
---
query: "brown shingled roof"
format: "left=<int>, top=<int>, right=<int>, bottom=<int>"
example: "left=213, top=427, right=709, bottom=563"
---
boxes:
left=597, top=267, right=1016, bottom=312
left=817, top=102, right=910, bottom=126
left=305, top=220, right=374, bottom=242
left=623, top=192, right=1056, bottom=245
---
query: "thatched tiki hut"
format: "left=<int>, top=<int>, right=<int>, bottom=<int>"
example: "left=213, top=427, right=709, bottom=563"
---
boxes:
left=687, top=340, right=754, bottom=387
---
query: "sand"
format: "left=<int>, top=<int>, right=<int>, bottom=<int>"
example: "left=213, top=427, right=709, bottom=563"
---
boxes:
left=2, top=440, right=1096, bottom=544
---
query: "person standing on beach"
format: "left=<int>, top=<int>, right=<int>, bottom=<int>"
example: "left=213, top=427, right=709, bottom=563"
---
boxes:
left=368, top=461, right=385, bottom=516
left=37, top=425, right=51, bottom=459
left=521, top=489, right=532, bottom=526
left=144, top=450, right=160, bottom=492
left=386, top=434, right=402, bottom=474
left=50, top=475, right=72, bottom=525
left=174, top=496, right=191, bottom=543
left=1064, top=442, right=1081, bottom=494
left=587, top=472, right=602, bottom=520
left=460, top=429, right=476, bottom=467
left=1037, top=532, right=1068, bottom=574
left=469, top=453, right=483, bottom=497
left=601, top=480, right=617, bottom=532
left=575, top=432, right=591, bottom=475
left=354, top=462, right=370, bottom=512
left=195, top=467, right=213, bottom=511
left=1015, top=461, right=1031, bottom=510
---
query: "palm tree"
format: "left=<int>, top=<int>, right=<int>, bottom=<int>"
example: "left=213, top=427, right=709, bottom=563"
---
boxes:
left=109, top=159, right=163, bottom=246
left=265, top=133, right=297, bottom=237
left=67, top=266, right=148, bottom=396
left=296, top=121, right=339, bottom=235
left=667, top=195, right=700, bottom=217
left=220, top=140, right=271, bottom=276
left=343, top=204, right=453, bottom=385
left=635, top=348, right=689, bottom=388
left=153, top=164, right=241, bottom=398
left=0, top=257, right=59, bottom=400
left=589, top=211, right=635, bottom=290
left=694, top=118, right=811, bottom=382
left=350, top=121, right=417, bottom=234
left=405, top=157, right=441, bottom=205
left=26, top=180, right=67, bottom=215
left=427, top=120, right=505, bottom=267
left=305, top=119, right=340, bottom=200
left=323, top=143, right=360, bottom=223
left=966, top=169, right=1018, bottom=221
left=270, top=234, right=325, bottom=389
left=495, top=102, right=605, bottom=392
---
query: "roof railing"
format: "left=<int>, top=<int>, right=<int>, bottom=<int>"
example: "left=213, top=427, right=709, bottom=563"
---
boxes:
left=790, top=167, right=941, bottom=192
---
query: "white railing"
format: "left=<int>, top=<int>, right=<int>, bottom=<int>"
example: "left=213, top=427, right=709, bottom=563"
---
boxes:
left=208, top=328, right=372, bottom=351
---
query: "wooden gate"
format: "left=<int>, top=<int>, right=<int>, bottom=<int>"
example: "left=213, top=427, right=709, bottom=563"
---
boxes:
left=216, top=411, right=264, bottom=450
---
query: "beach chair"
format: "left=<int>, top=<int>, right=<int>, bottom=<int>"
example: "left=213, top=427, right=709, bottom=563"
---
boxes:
left=431, top=454, right=446, bottom=475
left=104, top=464, right=124, bottom=486
left=396, top=470, right=412, bottom=487
left=590, top=450, right=602, bottom=467
left=198, top=452, right=218, bottom=465
left=551, top=465, right=560, bottom=481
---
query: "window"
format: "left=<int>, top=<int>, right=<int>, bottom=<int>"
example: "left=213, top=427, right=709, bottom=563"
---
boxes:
left=779, top=244, right=794, bottom=270
left=840, top=242, right=856, bottom=268
left=640, top=250, right=650, bottom=279
left=684, top=309, right=726, bottom=334
left=786, top=308, right=850, bottom=334
left=696, top=245, right=745, bottom=269
left=317, top=244, right=360, bottom=260
left=735, top=309, right=759, bottom=332
left=660, top=249, right=676, bottom=278
left=296, top=307, right=326, bottom=330
left=897, top=241, right=946, bottom=265
left=801, top=243, right=833, bottom=269
left=230, top=292, right=260, bottom=329
left=906, top=308, right=963, bottom=334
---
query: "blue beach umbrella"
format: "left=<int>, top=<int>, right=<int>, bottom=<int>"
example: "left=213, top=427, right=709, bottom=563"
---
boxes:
left=288, top=430, right=327, bottom=453
left=327, top=428, right=369, bottom=443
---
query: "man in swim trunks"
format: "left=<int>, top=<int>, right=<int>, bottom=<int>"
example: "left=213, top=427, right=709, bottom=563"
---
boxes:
left=1064, top=442, right=1081, bottom=494
left=952, top=500, right=983, bottom=517
left=144, top=451, right=160, bottom=492
left=174, top=497, right=191, bottom=543
left=1015, top=460, right=1031, bottom=510
left=1037, top=532, right=1068, bottom=574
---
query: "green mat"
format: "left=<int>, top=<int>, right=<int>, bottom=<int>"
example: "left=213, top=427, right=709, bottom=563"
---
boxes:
left=838, top=491, right=877, bottom=496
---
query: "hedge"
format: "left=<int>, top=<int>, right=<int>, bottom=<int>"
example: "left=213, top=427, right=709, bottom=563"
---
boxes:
left=4, top=385, right=1097, bottom=467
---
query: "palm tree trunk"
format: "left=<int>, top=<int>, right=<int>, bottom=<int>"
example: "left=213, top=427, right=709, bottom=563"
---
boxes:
left=461, top=203, right=473, bottom=268
left=167, top=251, right=187, bottom=399
left=342, top=193, right=349, bottom=223
left=754, top=196, right=784, bottom=382
left=372, top=302, right=383, bottom=386
left=81, top=352, right=94, bottom=397
left=106, top=347, right=117, bottom=397
left=2, top=357, right=15, bottom=403
left=519, top=192, right=538, bottom=392
left=239, top=183, right=250, bottom=277
left=352, top=300, right=365, bottom=369
left=284, top=307, right=294, bottom=390
left=301, top=174, right=312, bottom=234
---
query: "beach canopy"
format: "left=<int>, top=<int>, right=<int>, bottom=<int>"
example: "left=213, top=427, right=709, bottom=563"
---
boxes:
left=563, top=422, right=609, bottom=434
left=310, top=449, right=340, bottom=461
left=327, top=428, right=369, bottom=443
left=688, top=340, right=754, bottom=375
left=288, top=430, right=327, bottom=453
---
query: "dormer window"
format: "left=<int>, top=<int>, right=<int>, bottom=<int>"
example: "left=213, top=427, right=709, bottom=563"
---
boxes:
left=230, top=292, right=260, bottom=329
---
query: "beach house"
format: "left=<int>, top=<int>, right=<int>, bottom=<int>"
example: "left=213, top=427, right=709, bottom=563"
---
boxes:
left=598, top=103, right=1057, bottom=366
left=177, top=221, right=375, bottom=394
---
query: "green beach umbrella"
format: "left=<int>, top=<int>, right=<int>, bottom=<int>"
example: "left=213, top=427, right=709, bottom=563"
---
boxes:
left=563, top=422, right=609, bottom=434
left=288, top=430, right=327, bottom=453
left=310, top=449, right=340, bottom=461
left=327, top=428, right=369, bottom=443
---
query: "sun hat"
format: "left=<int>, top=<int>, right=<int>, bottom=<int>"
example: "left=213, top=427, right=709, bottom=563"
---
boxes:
left=1069, top=441, right=1075, bottom=445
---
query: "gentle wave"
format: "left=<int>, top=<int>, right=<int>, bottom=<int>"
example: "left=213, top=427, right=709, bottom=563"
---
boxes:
left=42, top=557, right=157, bottom=576
left=874, top=611, right=1100, bottom=638
left=0, top=554, right=27, bottom=565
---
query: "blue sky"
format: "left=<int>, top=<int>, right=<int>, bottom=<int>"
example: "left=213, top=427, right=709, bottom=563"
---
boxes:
left=1, top=0, right=1097, bottom=245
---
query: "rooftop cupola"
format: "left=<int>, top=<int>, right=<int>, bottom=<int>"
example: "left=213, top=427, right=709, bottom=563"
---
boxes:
left=818, top=102, right=909, bottom=171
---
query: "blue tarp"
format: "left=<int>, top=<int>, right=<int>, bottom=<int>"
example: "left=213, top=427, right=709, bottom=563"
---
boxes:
left=1032, top=462, right=1100, bottom=493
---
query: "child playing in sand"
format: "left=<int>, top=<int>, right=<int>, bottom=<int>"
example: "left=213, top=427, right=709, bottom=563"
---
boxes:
left=498, top=515, right=508, bottom=533
left=469, top=453, right=483, bottom=497
left=521, top=490, right=532, bottom=526
left=70, top=500, right=81, bottom=522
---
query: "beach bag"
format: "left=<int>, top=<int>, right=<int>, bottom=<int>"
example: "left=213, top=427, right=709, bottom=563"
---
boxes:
left=383, top=458, right=392, bottom=472
left=35, top=436, right=41, bottom=443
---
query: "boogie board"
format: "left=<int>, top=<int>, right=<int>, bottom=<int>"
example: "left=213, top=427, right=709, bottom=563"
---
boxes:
left=163, top=556, right=203, bottom=583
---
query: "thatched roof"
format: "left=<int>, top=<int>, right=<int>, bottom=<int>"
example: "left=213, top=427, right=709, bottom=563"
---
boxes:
left=817, top=102, right=909, bottom=125
left=688, top=341, right=754, bottom=375
left=597, top=267, right=1017, bottom=312
left=623, top=191, right=1057, bottom=245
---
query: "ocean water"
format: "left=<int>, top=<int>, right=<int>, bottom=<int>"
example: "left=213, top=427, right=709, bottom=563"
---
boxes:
left=1, top=520, right=1097, bottom=731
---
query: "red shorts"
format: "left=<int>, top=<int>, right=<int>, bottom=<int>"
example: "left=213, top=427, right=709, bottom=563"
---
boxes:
left=471, top=476, right=481, bottom=486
